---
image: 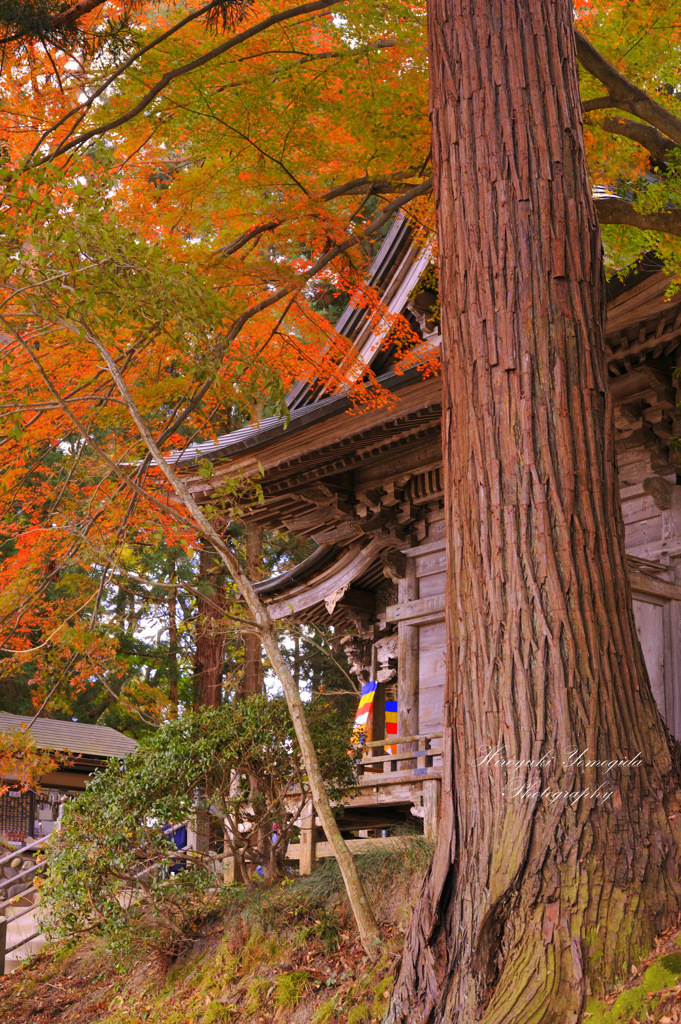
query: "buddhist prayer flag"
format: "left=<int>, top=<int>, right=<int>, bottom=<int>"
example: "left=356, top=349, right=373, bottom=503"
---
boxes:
left=352, top=679, right=377, bottom=744
left=384, top=700, right=398, bottom=755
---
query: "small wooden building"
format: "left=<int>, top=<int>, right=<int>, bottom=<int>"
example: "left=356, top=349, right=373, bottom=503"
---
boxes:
left=0, top=713, right=137, bottom=842
left=179, top=221, right=681, bottom=846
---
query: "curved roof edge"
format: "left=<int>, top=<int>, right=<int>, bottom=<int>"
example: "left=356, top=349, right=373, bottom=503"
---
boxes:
left=255, top=543, right=338, bottom=596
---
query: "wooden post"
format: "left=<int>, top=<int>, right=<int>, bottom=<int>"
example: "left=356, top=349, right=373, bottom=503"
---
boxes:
left=299, top=799, right=317, bottom=877
left=186, top=789, right=211, bottom=863
left=422, top=779, right=440, bottom=841
left=397, top=558, right=419, bottom=765
left=223, top=856, right=244, bottom=885
left=0, top=915, right=6, bottom=975
left=241, top=522, right=264, bottom=697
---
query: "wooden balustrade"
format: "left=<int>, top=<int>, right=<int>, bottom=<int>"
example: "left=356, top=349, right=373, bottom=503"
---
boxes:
left=356, top=731, right=443, bottom=780
left=287, top=732, right=444, bottom=875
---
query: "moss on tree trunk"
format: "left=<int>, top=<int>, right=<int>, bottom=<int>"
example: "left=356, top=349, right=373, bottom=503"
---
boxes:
left=387, top=1, right=681, bottom=1021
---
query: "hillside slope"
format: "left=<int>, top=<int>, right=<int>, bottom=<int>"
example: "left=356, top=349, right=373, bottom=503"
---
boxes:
left=0, top=843, right=429, bottom=1024
left=3, top=841, right=681, bottom=1024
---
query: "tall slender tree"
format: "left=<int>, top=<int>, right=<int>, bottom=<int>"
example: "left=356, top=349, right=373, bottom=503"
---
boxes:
left=388, top=2, right=681, bottom=1022
left=193, top=543, right=227, bottom=708
left=240, top=523, right=264, bottom=698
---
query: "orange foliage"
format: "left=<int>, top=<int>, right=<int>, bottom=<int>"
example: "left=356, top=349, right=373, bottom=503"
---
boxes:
left=0, top=0, right=672, bottom=712
left=0, top=0, right=434, bottom=710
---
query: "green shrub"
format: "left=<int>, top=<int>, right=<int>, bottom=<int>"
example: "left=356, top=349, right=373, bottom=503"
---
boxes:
left=41, top=698, right=356, bottom=958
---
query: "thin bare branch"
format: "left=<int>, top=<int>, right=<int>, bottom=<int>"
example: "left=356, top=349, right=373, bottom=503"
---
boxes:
left=213, top=37, right=397, bottom=93
left=224, top=177, right=433, bottom=339
left=215, top=171, right=421, bottom=257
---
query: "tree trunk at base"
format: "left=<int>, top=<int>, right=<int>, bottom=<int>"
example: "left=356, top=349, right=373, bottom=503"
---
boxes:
left=387, top=2, right=681, bottom=1022
left=193, top=544, right=226, bottom=709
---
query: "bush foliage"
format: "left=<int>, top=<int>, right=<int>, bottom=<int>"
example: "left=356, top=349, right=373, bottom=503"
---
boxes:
left=42, top=696, right=357, bottom=956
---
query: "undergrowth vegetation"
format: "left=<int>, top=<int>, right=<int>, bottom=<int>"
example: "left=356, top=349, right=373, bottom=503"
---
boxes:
left=0, top=841, right=433, bottom=1024
left=42, top=698, right=357, bottom=963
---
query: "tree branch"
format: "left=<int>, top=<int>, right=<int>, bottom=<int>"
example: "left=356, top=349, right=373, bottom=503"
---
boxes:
left=582, top=96, right=618, bottom=113
left=29, top=2, right=226, bottom=160
left=82, top=320, right=382, bottom=952
left=213, top=38, right=397, bottom=93
left=41, top=0, right=345, bottom=163
left=589, top=116, right=676, bottom=161
left=575, top=29, right=681, bottom=147
left=215, top=171, right=425, bottom=257
left=594, top=195, right=681, bottom=237
left=49, top=0, right=108, bottom=30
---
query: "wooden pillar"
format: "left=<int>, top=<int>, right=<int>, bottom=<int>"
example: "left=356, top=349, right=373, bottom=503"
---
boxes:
left=373, top=681, right=386, bottom=769
left=299, top=799, right=317, bottom=876
left=397, top=558, right=419, bottom=759
left=0, top=915, right=6, bottom=976
left=224, top=856, right=244, bottom=885
left=670, top=597, right=681, bottom=741
left=187, top=788, right=210, bottom=855
left=423, top=779, right=440, bottom=841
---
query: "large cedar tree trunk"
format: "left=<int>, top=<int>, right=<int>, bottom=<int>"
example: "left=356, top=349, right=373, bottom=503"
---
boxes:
left=388, top=2, right=681, bottom=1021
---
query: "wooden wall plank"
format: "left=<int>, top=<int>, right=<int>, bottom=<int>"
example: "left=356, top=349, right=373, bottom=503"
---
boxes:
left=418, top=621, right=446, bottom=735
left=633, top=598, right=667, bottom=718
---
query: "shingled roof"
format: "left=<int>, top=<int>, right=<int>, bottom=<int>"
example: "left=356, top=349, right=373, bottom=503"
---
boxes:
left=0, top=713, right=137, bottom=759
left=171, top=365, right=425, bottom=469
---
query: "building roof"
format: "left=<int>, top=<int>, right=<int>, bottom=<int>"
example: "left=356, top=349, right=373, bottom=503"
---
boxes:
left=0, top=713, right=138, bottom=759
left=171, top=216, right=432, bottom=472
left=176, top=232, right=677, bottom=479
left=171, top=365, right=426, bottom=469
left=173, top=229, right=681, bottom=626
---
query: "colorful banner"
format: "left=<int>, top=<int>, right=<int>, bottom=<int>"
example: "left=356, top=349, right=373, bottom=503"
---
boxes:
left=351, top=679, right=377, bottom=745
left=384, top=700, right=398, bottom=755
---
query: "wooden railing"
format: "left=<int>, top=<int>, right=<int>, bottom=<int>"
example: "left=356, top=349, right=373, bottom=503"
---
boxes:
left=0, top=826, right=194, bottom=974
left=356, top=731, right=443, bottom=780
left=0, top=835, right=48, bottom=973
left=287, top=732, right=444, bottom=875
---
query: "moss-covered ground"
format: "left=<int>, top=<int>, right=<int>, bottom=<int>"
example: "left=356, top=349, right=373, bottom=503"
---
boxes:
left=5, top=837, right=681, bottom=1024
left=0, top=840, right=430, bottom=1024
left=584, top=938, right=681, bottom=1022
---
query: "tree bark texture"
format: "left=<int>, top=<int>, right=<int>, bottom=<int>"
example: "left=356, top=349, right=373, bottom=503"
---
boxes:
left=240, top=523, right=264, bottom=697
left=388, top=2, right=681, bottom=1022
left=193, top=544, right=226, bottom=708
left=167, top=567, right=179, bottom=707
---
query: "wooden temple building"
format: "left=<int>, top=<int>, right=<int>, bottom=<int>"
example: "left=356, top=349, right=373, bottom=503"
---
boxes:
left=178, top=219, right=681, bottom=853
left=0, top=713, right=137, bottom=843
